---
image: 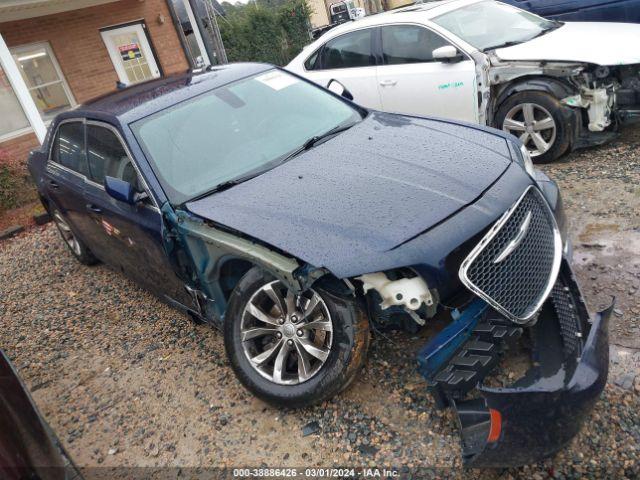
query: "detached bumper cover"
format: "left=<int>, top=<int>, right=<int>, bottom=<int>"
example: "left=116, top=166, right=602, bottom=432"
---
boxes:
left=459, top=305, right=611, bottom=467
left=419, top=261, right=612, bottom=467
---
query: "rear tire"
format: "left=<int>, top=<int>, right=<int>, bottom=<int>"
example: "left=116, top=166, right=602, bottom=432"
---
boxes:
left=224, top=267, right=369, bottom=408
left=51, top=208, right=98, bottom=265
left=496, top=91, right=572, bottom=164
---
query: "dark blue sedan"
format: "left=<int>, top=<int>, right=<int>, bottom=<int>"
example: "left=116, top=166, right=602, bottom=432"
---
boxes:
left=28, top=63, right=611, bottom=467
left=500, top=0, right=640, bottom=22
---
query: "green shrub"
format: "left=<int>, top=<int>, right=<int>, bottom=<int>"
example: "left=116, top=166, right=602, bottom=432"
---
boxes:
left=0, top=165, right=21, bottom=212
left=219, top=0, right=311, bottom=66
left=0, top=150, right=37, bottom=214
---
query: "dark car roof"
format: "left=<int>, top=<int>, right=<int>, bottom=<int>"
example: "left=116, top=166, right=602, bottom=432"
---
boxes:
left=59, top=63, right=272, bottom=125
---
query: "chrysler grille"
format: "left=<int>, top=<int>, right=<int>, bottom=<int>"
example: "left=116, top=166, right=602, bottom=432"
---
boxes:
left=459, top=186, right=562, bottom=323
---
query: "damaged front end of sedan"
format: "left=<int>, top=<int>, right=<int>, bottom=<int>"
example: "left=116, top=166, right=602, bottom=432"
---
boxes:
left=162, top=172, right=611, bottom=468
left=152, top=103, right=610, bottom=467
left=351, top=187, right=612, bottom=467
left=410, top=186, right=612, bottom=467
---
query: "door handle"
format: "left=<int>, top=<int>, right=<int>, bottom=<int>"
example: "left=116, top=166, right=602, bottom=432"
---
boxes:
left=86, top=204, right=102, bottom=214
left=379, top=80, right=398, bottom=87
left=48, top=180, right=59, bottom=189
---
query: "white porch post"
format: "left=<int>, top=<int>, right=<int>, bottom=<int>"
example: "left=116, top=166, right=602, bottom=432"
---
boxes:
left=0, top=32, right=47, bottom=144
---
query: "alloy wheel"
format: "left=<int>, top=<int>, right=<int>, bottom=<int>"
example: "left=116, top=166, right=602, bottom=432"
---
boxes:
left=502, top=103, right=557, bottom=157
left=240, top=281, right=333, bottom=385
left=53, top=211, right=82, bottom=257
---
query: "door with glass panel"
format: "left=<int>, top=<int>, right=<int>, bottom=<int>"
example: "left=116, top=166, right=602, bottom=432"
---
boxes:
left=10, top=43, right=75, bottom=120
left=100, top=23, right=161, bottom=86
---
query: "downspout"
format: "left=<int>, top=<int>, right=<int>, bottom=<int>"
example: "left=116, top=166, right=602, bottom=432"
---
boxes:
left=188, top=0, right=226, bottom=65
left=164, top=0, right=197, bottom=70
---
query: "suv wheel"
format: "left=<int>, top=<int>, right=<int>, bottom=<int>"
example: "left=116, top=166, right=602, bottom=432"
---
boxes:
left=51, top=209, right=98, bottom=265
left=224, top=267, right=369, bottom=408
left=496, top=91, right=572, bottom=163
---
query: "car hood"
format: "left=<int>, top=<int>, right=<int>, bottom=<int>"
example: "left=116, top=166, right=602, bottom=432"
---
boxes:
left=186, top=112, right=512, bottom=278
left=495, top=22, right=640, bottom=65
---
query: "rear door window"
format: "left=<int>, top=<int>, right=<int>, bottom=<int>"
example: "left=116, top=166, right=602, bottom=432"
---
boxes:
left=319, top=29, right=375, bottom=69
left=51, top=121, right=88, bottom=175
left=381, top=25, right=451, bottom=64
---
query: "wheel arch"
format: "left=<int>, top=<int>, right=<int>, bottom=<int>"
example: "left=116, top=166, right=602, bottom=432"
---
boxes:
left=217, top=256, right=256, bottom=305
left=492, top=75, right=578, bottom=118
left=492, top=76, right=582, bottom=154
left=214, top=257, right=355, bottom=320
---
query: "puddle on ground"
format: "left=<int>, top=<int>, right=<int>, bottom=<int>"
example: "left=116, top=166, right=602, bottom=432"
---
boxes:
left=574, top=222, right=640, bottom=266
left=578, top=223, right=620, bottom=242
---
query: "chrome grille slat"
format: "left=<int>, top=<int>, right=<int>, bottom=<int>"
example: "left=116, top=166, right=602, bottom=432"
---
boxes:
left=459, top=186, right=562, bottom=324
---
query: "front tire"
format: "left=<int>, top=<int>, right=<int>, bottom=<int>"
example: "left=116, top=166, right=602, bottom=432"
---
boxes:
left=224, top=267, right=369, bottom=408
left=496, top=91, right=572, bottom=163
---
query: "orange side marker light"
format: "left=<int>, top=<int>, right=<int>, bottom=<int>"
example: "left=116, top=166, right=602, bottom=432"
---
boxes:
left=487, top=408, right=502, bottom=443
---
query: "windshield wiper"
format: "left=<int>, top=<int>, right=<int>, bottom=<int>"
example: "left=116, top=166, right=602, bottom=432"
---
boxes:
left=280, top=122, right=358, bottom=163
left=304, top=122, right=357, bottom=149
left=187, top=173, right=260, bottom=202
left=484, top=39, right=527, bottom=51
left=187, top=122, right=357, bottom=203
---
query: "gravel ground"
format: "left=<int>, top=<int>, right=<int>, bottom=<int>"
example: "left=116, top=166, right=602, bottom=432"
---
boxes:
left=1, top=127, right=639, bottom=479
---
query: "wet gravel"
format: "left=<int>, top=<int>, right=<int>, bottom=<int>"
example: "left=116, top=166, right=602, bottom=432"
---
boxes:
left=1, top=127, right=639, bottom=478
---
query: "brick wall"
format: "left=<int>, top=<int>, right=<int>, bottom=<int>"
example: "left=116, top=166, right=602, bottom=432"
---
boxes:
left=0, top=133, right=39, bottom=171
left=0, top=0, right=189, bottom=175
left=0, top=0, right=189, bottom=105
left=0, top=0, right=190, bottom=208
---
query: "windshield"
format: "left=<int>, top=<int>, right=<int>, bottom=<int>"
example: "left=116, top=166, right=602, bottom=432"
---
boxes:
left=131, top=70, right=361, bottom=204
left=433, top=1, right=559, bottom=51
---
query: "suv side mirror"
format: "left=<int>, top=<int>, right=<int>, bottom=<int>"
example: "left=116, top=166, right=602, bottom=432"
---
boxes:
left=432, top=45, right=463, bottom=63
left=105, top=176, right=141, bottom=205
left=327, top=79, right=354, bottom=100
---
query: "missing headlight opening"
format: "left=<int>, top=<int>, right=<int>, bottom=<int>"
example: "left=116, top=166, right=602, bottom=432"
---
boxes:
left=357, top=271, right=434, bottom=310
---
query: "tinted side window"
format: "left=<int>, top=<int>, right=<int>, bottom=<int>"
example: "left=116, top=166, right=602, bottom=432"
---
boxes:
left=51, top=122, right=88, bottom=175
left=320, top=29, right=374, bottom=70
left=381, top=25, right=451, bottom=65
left=86, top=125, right=139, bottom=188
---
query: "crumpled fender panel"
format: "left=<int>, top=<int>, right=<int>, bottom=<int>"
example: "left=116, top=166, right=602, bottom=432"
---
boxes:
left=494, top=77, right=576, bottom=113
left=161, top=203, right=301, bottom=321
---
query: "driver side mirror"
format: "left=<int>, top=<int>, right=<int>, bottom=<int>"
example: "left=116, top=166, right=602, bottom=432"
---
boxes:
left=326, top=79, right=354, bottom=100
left=105, top=176, right=146, bottom=205
left=432, top=45, right=463, bottom=63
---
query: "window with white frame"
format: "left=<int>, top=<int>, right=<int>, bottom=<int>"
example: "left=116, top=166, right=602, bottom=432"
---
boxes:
left=0, top=63, right=30, bottom=140
left=10, top=42, right=75, bottom=121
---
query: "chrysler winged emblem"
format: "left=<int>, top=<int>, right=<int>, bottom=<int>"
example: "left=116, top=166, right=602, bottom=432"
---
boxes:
left=493, top=211, right=532, bottom=263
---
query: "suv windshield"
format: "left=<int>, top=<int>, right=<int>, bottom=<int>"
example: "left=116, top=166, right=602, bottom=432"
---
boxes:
left=131, top=70, right=362, bottom=204
left=433, top=1, right=560, bottom=51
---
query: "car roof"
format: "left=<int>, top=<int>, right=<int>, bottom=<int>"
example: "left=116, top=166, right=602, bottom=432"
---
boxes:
left=59, top=62, right=273, bottom=125
left=311, top=0, right=482, bottom=38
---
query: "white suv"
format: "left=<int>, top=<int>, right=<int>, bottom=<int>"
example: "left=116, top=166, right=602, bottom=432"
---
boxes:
left=287, top=0, right=640, bottom=162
